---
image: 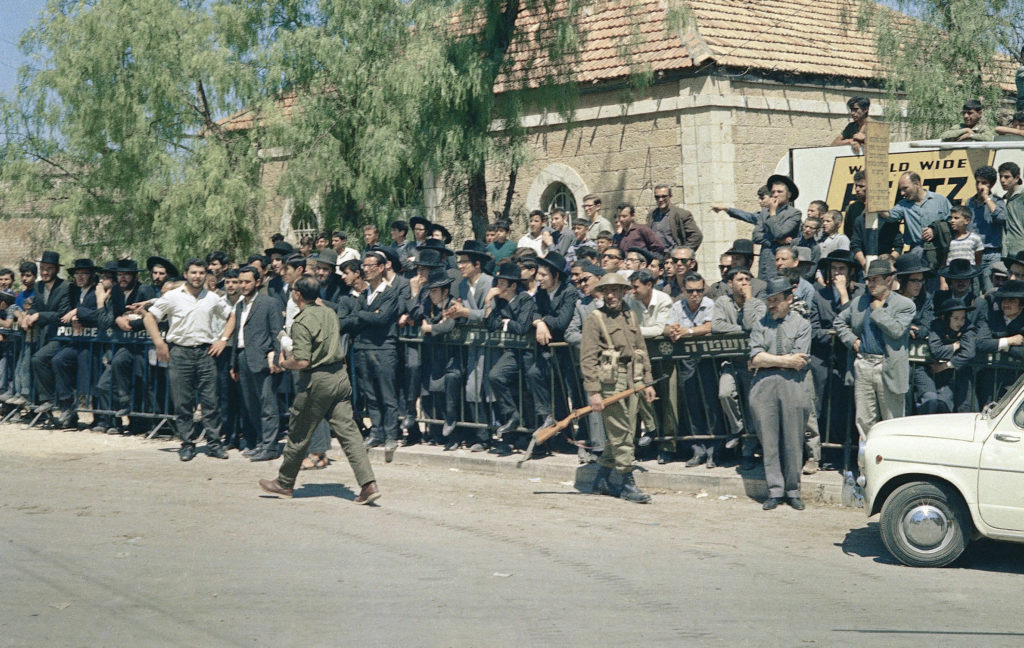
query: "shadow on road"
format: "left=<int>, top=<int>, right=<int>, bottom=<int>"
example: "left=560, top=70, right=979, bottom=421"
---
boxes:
left=292, top=482, right=358, bottom=501
left=840, top=523, right=1024, bottom=573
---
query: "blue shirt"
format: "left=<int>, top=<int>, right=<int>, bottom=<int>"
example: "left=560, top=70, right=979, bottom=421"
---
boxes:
left=15, top=287, right=34, bottom=311
left=859, top=313, right=886, bottom=355
left=967, top=194, right=1006, bottom=251
left=884, top=191, right=951, bottom=248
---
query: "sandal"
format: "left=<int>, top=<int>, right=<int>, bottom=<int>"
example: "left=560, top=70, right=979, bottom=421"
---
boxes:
left=302, top=453, right=329, bottom=470
left=300, top=456, right=317, bottom=470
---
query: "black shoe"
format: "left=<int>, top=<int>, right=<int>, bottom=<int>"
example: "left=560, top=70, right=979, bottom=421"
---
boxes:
left=619, top=473, right=651, bottom=504
left=443, top=439, right=459, bottom=451
left=34, top=402, right=54, bottom=414
left=685, top=454, right=705, bottom=467
left=705, top=455, right=717, bottom=469
left=384, top=440, right=398, bottom=463
left=207, top=444, right=230, bottom=460
left=740, top=456, right=757, bottom=472
left=591, top=465, right=614, bottom=496
left=724, top=434, right=740, bottom=450
left=441, top=421, right=456, bottom=437
left=241, top=446, right=260, bottom=458
left=364, top=437, right=384, bottom=449
left=657, top=451, right=673, bottom=465
left=491, top=442, right=512, bottom=456
left=495, top=415, right=520, bottom=437
left=469, top=443, right=487, bottom=452
left=178, top=444, right=196, bottom=462
left=106, top=427, right=122, bottom=436
left=637, top=428, right=657, bottom=448
left=762, top=497, right=780, bottom=510
left=57, top=411, right=78, bottom=429
left=788, top=497, right=806, bottom=511
left=248, top=448, right=275, bottom=462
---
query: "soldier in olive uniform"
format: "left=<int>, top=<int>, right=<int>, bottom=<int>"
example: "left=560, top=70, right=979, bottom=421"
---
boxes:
left=580, top=272, right=656, bottom=504
left=258, top=276, right=380, bottom=504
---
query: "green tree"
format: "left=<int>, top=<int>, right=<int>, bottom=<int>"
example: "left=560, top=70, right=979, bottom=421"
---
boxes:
left=860, top=0, right=1021, bottom=138
left=0, top=0, right=265, bottom=263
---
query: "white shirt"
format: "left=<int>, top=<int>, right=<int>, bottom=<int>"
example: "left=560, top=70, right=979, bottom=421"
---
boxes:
left=334, top=247, right=361, bottom=275
left=365, top=280, right=387, bottom=306
left=236, top=294, right=256, bottom=348
left=627, top=289, right=673, bottom=338
left=148, top=285, right=232, bottom=346
left=517, top=231, right=547, bottom=257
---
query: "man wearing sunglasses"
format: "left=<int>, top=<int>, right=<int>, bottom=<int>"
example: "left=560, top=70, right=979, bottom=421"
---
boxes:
left=648, top=183, right=703, bottom=252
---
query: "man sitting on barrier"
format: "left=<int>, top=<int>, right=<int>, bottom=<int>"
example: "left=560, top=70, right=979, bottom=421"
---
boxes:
left=485, top=262, right=538, bottom=456
left=416, top=269, right=463, bottom=448
left=50, top=259, right=104, bottom=430
left=26, top=251, right=71, bottom=421
left=711, top=266, right=765, bottom=471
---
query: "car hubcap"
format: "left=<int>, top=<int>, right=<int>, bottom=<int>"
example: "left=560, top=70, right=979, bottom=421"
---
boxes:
left=900, top=504, right=950, bottom=551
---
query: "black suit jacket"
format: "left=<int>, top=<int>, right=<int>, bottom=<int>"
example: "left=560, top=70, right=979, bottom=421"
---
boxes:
left=232, top=294, right=284, bottom=373
left=29, top=277, right=72, bottom=342
left=340, top=284, right=399, bottom=350
left=975, top=309, right=1024, bottom=359
left=533, top=281, right=579, bottom=342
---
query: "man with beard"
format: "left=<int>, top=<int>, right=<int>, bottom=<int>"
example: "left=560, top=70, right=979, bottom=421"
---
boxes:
left=49, top=259, right=103, bottom=429
left=24, top=251, right=72, bottom=420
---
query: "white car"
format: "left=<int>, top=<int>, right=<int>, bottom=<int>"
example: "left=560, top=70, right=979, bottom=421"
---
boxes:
left=859, top=373, right=1024, bottom=567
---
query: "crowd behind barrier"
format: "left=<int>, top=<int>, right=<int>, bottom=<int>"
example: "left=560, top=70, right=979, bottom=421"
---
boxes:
left=4, top=321, right=1023, bottom=474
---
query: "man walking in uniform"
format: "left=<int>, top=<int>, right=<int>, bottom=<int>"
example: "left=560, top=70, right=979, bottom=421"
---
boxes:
left=258, top=276, right=380, bottom=504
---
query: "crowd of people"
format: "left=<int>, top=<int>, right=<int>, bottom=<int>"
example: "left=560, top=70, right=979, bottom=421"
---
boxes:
left=2, top=102, right=1024, bottom=506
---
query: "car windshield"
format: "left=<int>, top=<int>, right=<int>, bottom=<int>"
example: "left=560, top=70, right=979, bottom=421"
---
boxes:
left=984, top=372, right=1024, bottom=420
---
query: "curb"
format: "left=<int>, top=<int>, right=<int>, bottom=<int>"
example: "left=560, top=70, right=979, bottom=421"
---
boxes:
left=369, top=445, right=849, bottom=507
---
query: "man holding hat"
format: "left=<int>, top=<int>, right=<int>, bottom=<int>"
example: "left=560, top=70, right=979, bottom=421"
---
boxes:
left=834, top=259, right=916, bottom=440
left=24, top=251, right=72, bottom=418
left=484, top=262, right=538, bottom=455
left=581, top=272, right=656, bottom=503
left=714, top=175, right=802, bottom=280
left=748, top=276, right=813, bottom=510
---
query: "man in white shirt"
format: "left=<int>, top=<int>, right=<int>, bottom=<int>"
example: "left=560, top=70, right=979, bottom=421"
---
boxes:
left=626, top=269, right=673, bottom=460
left=518, top=210, right=550, bottom=257
left=144, top=258, right=236, bottom=462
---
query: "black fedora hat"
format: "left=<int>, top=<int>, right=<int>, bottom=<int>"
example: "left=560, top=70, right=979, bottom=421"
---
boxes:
left=725, top=239, right=757, bottom=258
left=265, top=241, right=295, bottom=258
left=426, top=268, right=453, bottom=289
left=935, top=297, right=975, bottom=315
left=67, top=258, right=100, bottom=275
left=147, top=255, right=180, bottom=278
left=893, top=254, right=933, bottom=276
left=37, top=251, right=61, bottom=266
left=766, top=174, right=800, bottom=201
left=536, top=251, right=568, bottom=277
left=423, top=238, right=454, bottom=257
left=313, top=248, right=338, bottom=267
left=414, top=248, right=444, bottom=268
left=625, top=247, right=653, bottom=264
left=494, top=262, right=524, bottom=283
left=409, top=216, right=431, bottom=231
left=939, top=258, right=979, bottom=280
left=115, top=259, right=141, bottom=273
left=429, top=223, right=453, bottom=245
left=456, top=239, right=491, bottom=261
left=995, top=279, right=1024, bottom=300
left=101, top=260, right=119, bottom=274
left=1002, top=250, right=1024, bottom=270
left=818, top=249, right=857, bottom=270
left=367, top=245, right=402, bottom=274
left=764, top=276, right=793, bottom=298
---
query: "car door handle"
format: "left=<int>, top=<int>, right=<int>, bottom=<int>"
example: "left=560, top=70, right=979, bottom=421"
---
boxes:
left=995, top=433, right=1021, bottom=443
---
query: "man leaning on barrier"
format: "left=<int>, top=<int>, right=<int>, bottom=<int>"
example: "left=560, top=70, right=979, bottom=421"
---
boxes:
left=26, top=251, right=71, bottom=421
left=582, top=272, right=656, bottom=504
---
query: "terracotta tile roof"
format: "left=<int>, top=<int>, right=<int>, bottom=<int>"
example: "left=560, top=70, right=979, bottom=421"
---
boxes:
left=494, top=0, right=900, bottom=90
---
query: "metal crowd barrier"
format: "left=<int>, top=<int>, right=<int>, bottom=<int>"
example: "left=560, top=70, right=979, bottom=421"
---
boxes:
left=2, top=323, right=1022, bottom=474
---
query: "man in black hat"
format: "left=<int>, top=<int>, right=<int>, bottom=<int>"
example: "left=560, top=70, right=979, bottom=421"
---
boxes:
left=396, top=248, right=445, bottom=443
left=484, top=262, right=538, bottom=455
left=443, top=240, right=495, bottom=450
left=263, top=240, right=295, bottom=302
left=47, top=259, right=103, bottom=428
left=714, top=175, right=802, bottom=279
left=935, top=259, right=981, bottom=320
left=24, top=251, right=72, bottom=418
left=748, top=276, right=813, bottom=511
left=429, top=222, right=453, bottom=245
left=311, top=249, right=345, bottom=308
left=146, top=256, right=179, bottom=292
left=339, top=249, right=401, bottom=461
left=93, top=259, right=159, bottom=434
left=412, top=268, right=462, bottom=445
left=711, top=266, right=766, bottom=470
left=919, top=298, right=977, bottom=415
left=835, top=259, right=915, bottom=440
left=526, top=251, right=580, bottom=446
left=975, top=279, right=1024, bottom=404
left=707, top=240, right=768, bottom=300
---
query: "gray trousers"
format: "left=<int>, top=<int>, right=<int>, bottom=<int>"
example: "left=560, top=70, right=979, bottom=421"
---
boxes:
left=750, top=371, right=809, bottom=499
left=719, top=361, right=755, bottom=457
left=853, top=354, right=905, bottom=440
left=277, top=363, right=374, bottom=490
left=168, top=345, right=222, bottom=445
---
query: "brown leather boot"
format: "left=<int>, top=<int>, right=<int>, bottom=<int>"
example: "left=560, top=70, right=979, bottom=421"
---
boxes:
left=258, top=478, right=293, bottom=498
left=355, top=481, right=381, bottom=505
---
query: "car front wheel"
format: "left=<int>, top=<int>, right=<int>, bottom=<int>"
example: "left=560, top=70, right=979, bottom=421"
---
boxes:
left=879, top=481, right=970, bottom=567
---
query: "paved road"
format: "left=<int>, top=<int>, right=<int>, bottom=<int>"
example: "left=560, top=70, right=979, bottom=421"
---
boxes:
left=1, top=426, right=1023, bottom=647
